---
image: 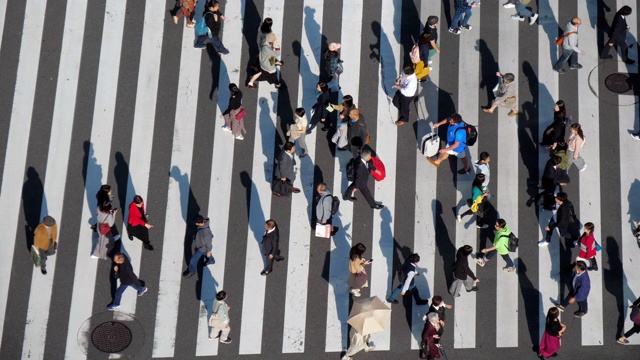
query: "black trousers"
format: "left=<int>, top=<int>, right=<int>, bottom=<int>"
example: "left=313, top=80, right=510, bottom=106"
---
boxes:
left=392, top=90, right=412, bottom=122
left=128, top=225, right=150, bottom=244
left=343, top=182, right=376, bottom=207
left=263, top=250, right=283, bottom=273
left=601, top=37, right=630, bottom=60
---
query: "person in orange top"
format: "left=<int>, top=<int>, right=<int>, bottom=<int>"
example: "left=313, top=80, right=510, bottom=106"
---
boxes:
left=127, top=195, right=154, bottom=251
left=34, top=216, right=58, bottom=275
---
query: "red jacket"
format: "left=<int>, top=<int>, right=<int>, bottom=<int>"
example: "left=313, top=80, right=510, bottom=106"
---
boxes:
left=127, top=201, right=147, bottom=227
left=578, top=232, right=597, bottom=260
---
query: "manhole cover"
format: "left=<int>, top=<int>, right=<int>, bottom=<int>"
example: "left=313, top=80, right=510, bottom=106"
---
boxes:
left=605, top=73, right=632, bottom=93
left=91, top=321, right=132, bottom=353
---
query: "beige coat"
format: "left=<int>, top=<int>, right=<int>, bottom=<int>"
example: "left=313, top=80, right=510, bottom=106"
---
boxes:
left=348, top=257, right=368, bottom=290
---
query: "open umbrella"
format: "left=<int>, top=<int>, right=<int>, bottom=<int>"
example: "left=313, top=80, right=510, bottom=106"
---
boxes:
left=347, top=296, right=392, bottom=335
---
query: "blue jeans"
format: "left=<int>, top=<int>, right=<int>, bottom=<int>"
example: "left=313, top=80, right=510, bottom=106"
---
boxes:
left=195, top=34, right=229, bottom=54
left=561, top=293, right=588, bottom=314
left=113, top=281, right=143, bottom=306
left=188, top=249, right=215, bottom=274
left=450, top=8, right=472, bottom=29
left=388, top=283, right=415, bottom=302
left=553, top=49, right=578, bottom=70
left=485, top=249, right=514, bottom=268
left=515, top=2, right=534, bottom=17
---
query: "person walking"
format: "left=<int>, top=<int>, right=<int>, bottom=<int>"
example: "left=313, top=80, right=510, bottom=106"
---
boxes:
left=456, top=173, right=489, bottom=229
left=448, top=0, right=478, bottom=35
left=274, top=142, right=301, bottom=197
left=183, top=215, right=215, bottom=278
left=601, top=5, right=635, bottom=64
left=566, top=123, right=587, bottom=172
left=126, top=195, right=154, bottom=251
left=483, top=72, right=519, bottom=117
left=194, top=1, right=230, bottom=54
left=427, top=114, right=471, bottom=173
left=346, top=109, right=368, bottom=158
left=171, top=0, right=196, bottom=27
left=323, top=42, right=342, bottom=92
left=107, top=253, right=147, bottom=311
left=538, top=307, right=566, bottom=359
left=341, top=327, right=375, bottom=360
left=553, top=18, right=584, bottom=73
left=209, top=290, right=232, bottom=344
left=617, top=296, right=640, bottom=344
left=316, top=183, right=338, bottom=235
left=540, top=100, right=567, bottom=149
left=539, top=192, right=581, bottom=246
left=258, top=18, right=279, bottom=50
left=348, top=243, right=371, bottom=297
left=427, top=295, right=452, bottom=326
left=33, top=215, right=58, bottom=275
left=261, top=219, right=284, bottom=276
left=449, top=245, right=479, bottom=297
left=343, top=149, right=384, bottom=210
left=92, top=201, right=116, bottom=260
left=528, top=155, right=563, bottom=211
left=387, top=253, right=429, bottom=305
left=554, top=260, right=591, bottom=317
left=576, top=222, right=598, bottom=271
left=505, top=0, right=539, bottom=25
left=221, top=83, right=246, bottom=140
left=475, top=151, right=491, bottom=196
left=476, top=219, right=516, bottom=272
left=413, top=32, right=432, bottom=81
left=393, top=66, right=418, bottom=126
left=420, top=312, right=443, bottom=360
left=287, top=107, right=308, bottom=157
left=312, top=82, right=332, bottom=132
left=96, top=184, right=113, bottom=206
left=330, top=95, right=355, bottom=150
left=422, top=16, right=440, bottom=66
left=247, top=33, right=282, bottom=88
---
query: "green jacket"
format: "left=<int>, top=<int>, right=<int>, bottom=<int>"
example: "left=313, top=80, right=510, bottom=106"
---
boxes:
left=493, top=225, right=512, bottom=255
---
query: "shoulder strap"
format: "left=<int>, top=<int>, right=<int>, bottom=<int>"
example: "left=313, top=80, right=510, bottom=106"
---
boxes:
left=562, top=31, right=577, bottom=39
left=454, top=125, right=467, bottom=145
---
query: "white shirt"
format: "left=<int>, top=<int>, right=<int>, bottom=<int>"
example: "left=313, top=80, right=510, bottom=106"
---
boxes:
left=401, top=263, right=417, bottom=292
left=399, top=73, right=418, bottom=97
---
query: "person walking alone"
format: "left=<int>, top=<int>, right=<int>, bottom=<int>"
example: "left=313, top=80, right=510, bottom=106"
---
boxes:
left=554, top=260, right=591, bottom=318
left=261, top=219, right=285, bottom=276
left=449, top=245, right=479, bottom=297
left=209, top=290, right=232, bottom=344
left=538, top=307, right=566, bottom=359
left=287, top=107, right=308, bottom=157
left=617, top=296, right=640, bottom=344
left=505, top=0, right=539, bottom=25
left=343, top=149, right=384, bottom=210
left=420, top=312, right=443, bottom=359
left=422, top=16, right=440, bottom=66
left=348, top=243, right=371, bottom=297
left=107, top=253, right=147, bottom=311
left=316, top=183, right=338, bottom=235
left=221, top=83, right=246, bottom=140
left=387, top=253, right=428, bottom=305
left=346, top=109, right=368, bottom=158
left=475, top=151, right=491, bottom=196
left=601, top=6, right=635, bottom=64
left=539, top=192, right=580, bottom=246
left=194, top=1, right=230, bottom=54
left=427, top=114, right=471, bottom=173
left=576, top=222, right=598, bottom=271
left=449, top=0, right=478, bottom=35
left=126, top=195, right=154, bottom=251
left=247, top=33, right=282, bottom=88
left=274, top=142, right=301, bottom=197
left=341, top=327, right=375, bottom=360
left=553, top=18, right=584, bottom=73
left=476, top=219, right=516, bottom=272
left=183, top=215, right=215, bottom=278
left=393, top=66, right=418, bottom=126
left=456, top=173, right=489, bottom=229
left=33, top=216, right=58, bottom=275
left=92, top=201, right=116, bottom=260
left=483, top=72, right=519, bottom=117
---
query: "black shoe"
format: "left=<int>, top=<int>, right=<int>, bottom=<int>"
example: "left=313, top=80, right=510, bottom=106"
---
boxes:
left=144, top=243, right=154, bottom=251
left=587, top=266, right=598, bottom=271
left=41, top=268, right=47, bottom=275
left=467, top=287, right=478, bottom=292
left=416, top=299, right=429, bottom=306
left=292, top=187, right=301, bottom=193
left=343, top=197, right=357, bottom=202
left=183, top=270, right=195, bottom=278
left=128, top=234, right=134, bottom=240
left=331, top=227, right=339, bottom=236
left=387, top=298, right=399, bottom=304
left=569, top=64, right=583, bottom=70
left=554, top=68, right=566, bottom=74
left=526, top=198, right=535, bottom=207
left=260, top=270, right=270, bottom=276
left=625, top=58, right=636, bottom=64
left=574, top=311, right=586, bottom=318
left=373, top=204, right=385, bottom=210
left=276, top=256, right=285, bottom=262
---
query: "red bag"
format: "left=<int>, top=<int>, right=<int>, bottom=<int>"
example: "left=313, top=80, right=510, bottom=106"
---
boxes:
left=235, top=108, right=247, bottom=120
left=370, top=156, right=386, bottom=181
left=98, top=223, right=111, bottom=235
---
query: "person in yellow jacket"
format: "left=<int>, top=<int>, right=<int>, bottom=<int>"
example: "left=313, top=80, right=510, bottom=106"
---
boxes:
left=34, top=216, right=57, bottom=275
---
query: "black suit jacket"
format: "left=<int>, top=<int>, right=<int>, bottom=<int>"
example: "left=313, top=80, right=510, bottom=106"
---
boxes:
left=353, top=157, right=375, bottom=190
left=609, top=11, right=628, bottom=41
left=262, top=228, right=280, bottom=256
left=275, top=150, right=296, bottom=181
left=548, top=200, right=577, bottom=238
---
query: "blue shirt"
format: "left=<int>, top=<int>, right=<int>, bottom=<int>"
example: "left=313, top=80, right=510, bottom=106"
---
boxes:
left=447, top=122, right=467, bottom=153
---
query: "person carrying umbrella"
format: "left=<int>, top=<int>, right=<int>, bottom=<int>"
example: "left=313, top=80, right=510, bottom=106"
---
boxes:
left=344, top=296, right=390, bottom=359
left=341, top=327, right=375, bottom=360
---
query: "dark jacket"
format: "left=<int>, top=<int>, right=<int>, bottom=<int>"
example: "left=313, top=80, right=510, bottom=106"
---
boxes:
left=275, top=150, right=296, bottom=181
left=347, top=116, right=368, bottom=149
left=204, top=10, right=223, bottom=36
left=453, top=248, right=476, bottom=281
left=315, top=90, right=331, bottom=120
left=353, top=156, right=375, bottom=190
left=421, top=321, right=442, bottom=359
left=608, top=10, right=628, bottom=41
left=572, top=270, right=591, bottom=302
left=541, top=158, right=560, bottom=189
left=262, top=228, right=280, bottom=256
left=194, top=219, right=214, bottom=253
left=116, top=256, right=138, bottom=285
left=224, top=91, right=243, bottom=114
left=541, top=114, right=566, bottom=146
left=548, top=200, right=579, bottom=239
left=428, top=304, right=446, bottom=321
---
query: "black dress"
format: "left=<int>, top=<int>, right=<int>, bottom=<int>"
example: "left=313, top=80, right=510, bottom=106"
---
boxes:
left=540, top=112, right=566, bottom=146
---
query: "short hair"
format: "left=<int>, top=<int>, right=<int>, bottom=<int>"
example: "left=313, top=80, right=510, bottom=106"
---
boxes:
left=450, top=113, right=463, bottom=123
left=552, top=155, right=562, bottom=165
left=461, top=245, right=474, bottom=256
left=496, top=218, right=507, bottom=229
left=283, top=141, right=295, bottom=152
left=216, top=290, right=227, bottom=301
left=403, top=66, right=414, bottom=75
left=266, top=219, right=276, bottom=229
left=100, top=184, right=112, bottom=193
left=360, top=148, right=372, bottom=159
left=317, top=82, right=329, bottom=93
left=114, top=253, right=125, bottom=262
left=576, top=260, right=587, bottom=271
left=317, top=183, right=327, bottom=193
left=620, top=6, right=632, bottom=16
left=427, top=16, right=439, bottom=26
left=503, top=73, right=515, bottom=83
left=133, top=195, right=144, bottom=204
left=295, top=107, right=305, bottom=117
left=427, top=312, right=440, bottom=324
left=571, top=17, right=582, bottom=26
left=555, top=192, right=568, bottom=202
left=194, top=215, right=205, bottom=224
left=349, top=108, right=360, bottom=118
left=432, top=295, right=443, bottom=306
left=408, top=253, right=420, bottom=263
left=478, top=151, right=490, bottom=162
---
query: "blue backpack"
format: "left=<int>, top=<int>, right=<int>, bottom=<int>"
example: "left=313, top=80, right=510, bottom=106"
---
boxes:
left=195, top=12, right=212, bottom=36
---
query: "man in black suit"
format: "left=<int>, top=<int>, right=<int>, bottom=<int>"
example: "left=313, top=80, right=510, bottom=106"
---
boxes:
left=601, top=5, right=635, bottom=64
left=347, top=109, right=368, bottom=158
left=274, top=142, right=301, bottom=197
left=261, top=219, right=284, bottom=276
left=343, top=149, right=384, bottom=210
left=529, top=155, right=562, bottom=211
left=539, top=192, right=580, bottom=247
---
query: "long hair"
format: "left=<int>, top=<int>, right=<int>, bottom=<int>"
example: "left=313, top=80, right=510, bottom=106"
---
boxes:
left=554, top=100, right=566, bottom=120
left=472, top=173, right=486, bottom=189
left=260, top=17, right=273, bottom=34
left=342, top=94, right=354, bottom=108
left=582, top=222, right=594, bottom=237
left=350, top=243, right=366, bottom=261
left=571, top=123, right=584, bottom=140
left=546, top=307, right=559, bottom=325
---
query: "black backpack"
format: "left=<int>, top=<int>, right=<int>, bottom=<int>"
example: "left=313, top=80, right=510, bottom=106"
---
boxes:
left=455, top=123, right=478, bottom=146
left=501, top=233, right=519, bottom=252
left=330, top=196, right=340, bottom=215
left=346, top=158, right=356, bottom=182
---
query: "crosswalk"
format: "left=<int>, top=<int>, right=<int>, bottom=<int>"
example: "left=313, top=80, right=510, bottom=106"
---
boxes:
left=1, top=0, right=640, bottom=359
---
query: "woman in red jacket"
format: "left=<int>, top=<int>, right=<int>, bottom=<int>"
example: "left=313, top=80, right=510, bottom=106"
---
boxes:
left=127, top=195, right=154, bottom=251
left=577, top=222, right=597, bottom=271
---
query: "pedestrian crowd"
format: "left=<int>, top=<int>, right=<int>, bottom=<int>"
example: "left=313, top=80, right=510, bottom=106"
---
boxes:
left=25, top=1, right=640, bottom=358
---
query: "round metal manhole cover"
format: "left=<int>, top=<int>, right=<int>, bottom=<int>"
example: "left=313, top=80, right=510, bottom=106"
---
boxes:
left=605, top=73, right=632, bottom=93
left=91, top=321, right=132, bottom=353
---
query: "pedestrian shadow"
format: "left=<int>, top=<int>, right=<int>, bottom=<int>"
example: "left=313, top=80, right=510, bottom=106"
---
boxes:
left=259, top=96, right=277, bottom=183
left=240, top=171, right=267, bottom=266
left=627, top=179, right=640, bottom=242
left=476, top=39, right=499, bottom=109
left=521, top=61, right=544, bottom=194
left=114, top=152, right=136, bottom=260
left=205, top=45, right=224, bottom=100
left=441, top=0, right=453, bottom=29
left=198, top=263, right=219, bottom=330
left=399, top=0, right=420, bottom=67
left=434, top=200, right=456, bottom=290
left=168, top=165, right=201, bottom=268
left=517, top=258, right=541, bottom=353
left=380, top=208, right=395, bottom=298
left=370, top=21, right=397, bottom=97
left=587, top=0, right=611, bottom=53
left=22, top=167, right=44, bottom=251
left=601, top=237, right=636, bottom=337
left=539, top=0, right=561, bottom=65
left=83, top=141, right=103, bottom=255
left=242, top=0, right=261, bottom=86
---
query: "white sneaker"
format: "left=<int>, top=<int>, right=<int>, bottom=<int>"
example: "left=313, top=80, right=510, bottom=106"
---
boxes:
left=475, top=259, right=486, bottom=267
left=579, top=164, right=588, bottom=173
left=221, top=125, right=231, bottom=133
left=529, top=13, right=539, bottom=25
left=511, top=15, right=525, bottom=21
left=341, top=356, right=352, bottom=360
left=503, top=266, right=516, bottom=272
left=456, top=214, right=462, bottom=223
left=538, top=240, right=549, bottom=247
left=503, top=2, right=515, bottom=8
left=631, top=133, right=640, bottom=141
left=477, top=224, right=488, bottom=229
left=235, top=135, right=244, bottom=140
left=91, top=255, right=100, bottom=259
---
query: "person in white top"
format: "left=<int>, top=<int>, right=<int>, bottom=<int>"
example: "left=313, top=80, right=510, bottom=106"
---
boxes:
left=392, top=66, right=418, bottom=126
left=287, top=107, right=308, bottom=157
left=566, top=123, right=587, bottom=172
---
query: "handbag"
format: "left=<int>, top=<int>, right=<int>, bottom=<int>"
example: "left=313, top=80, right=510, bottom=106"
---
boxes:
left=235, top=108, right=246, bottom=120
left=354, top=271, right=367, bottom=285
left=98, top=223, right=111, bottom=235
left=595, top=241, right=602, bottom=252
left=30, top=245, right=41, bottom=267
left=505, top=96, right=516, bottom=105
left=315, top=223, right=331, bottom=238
